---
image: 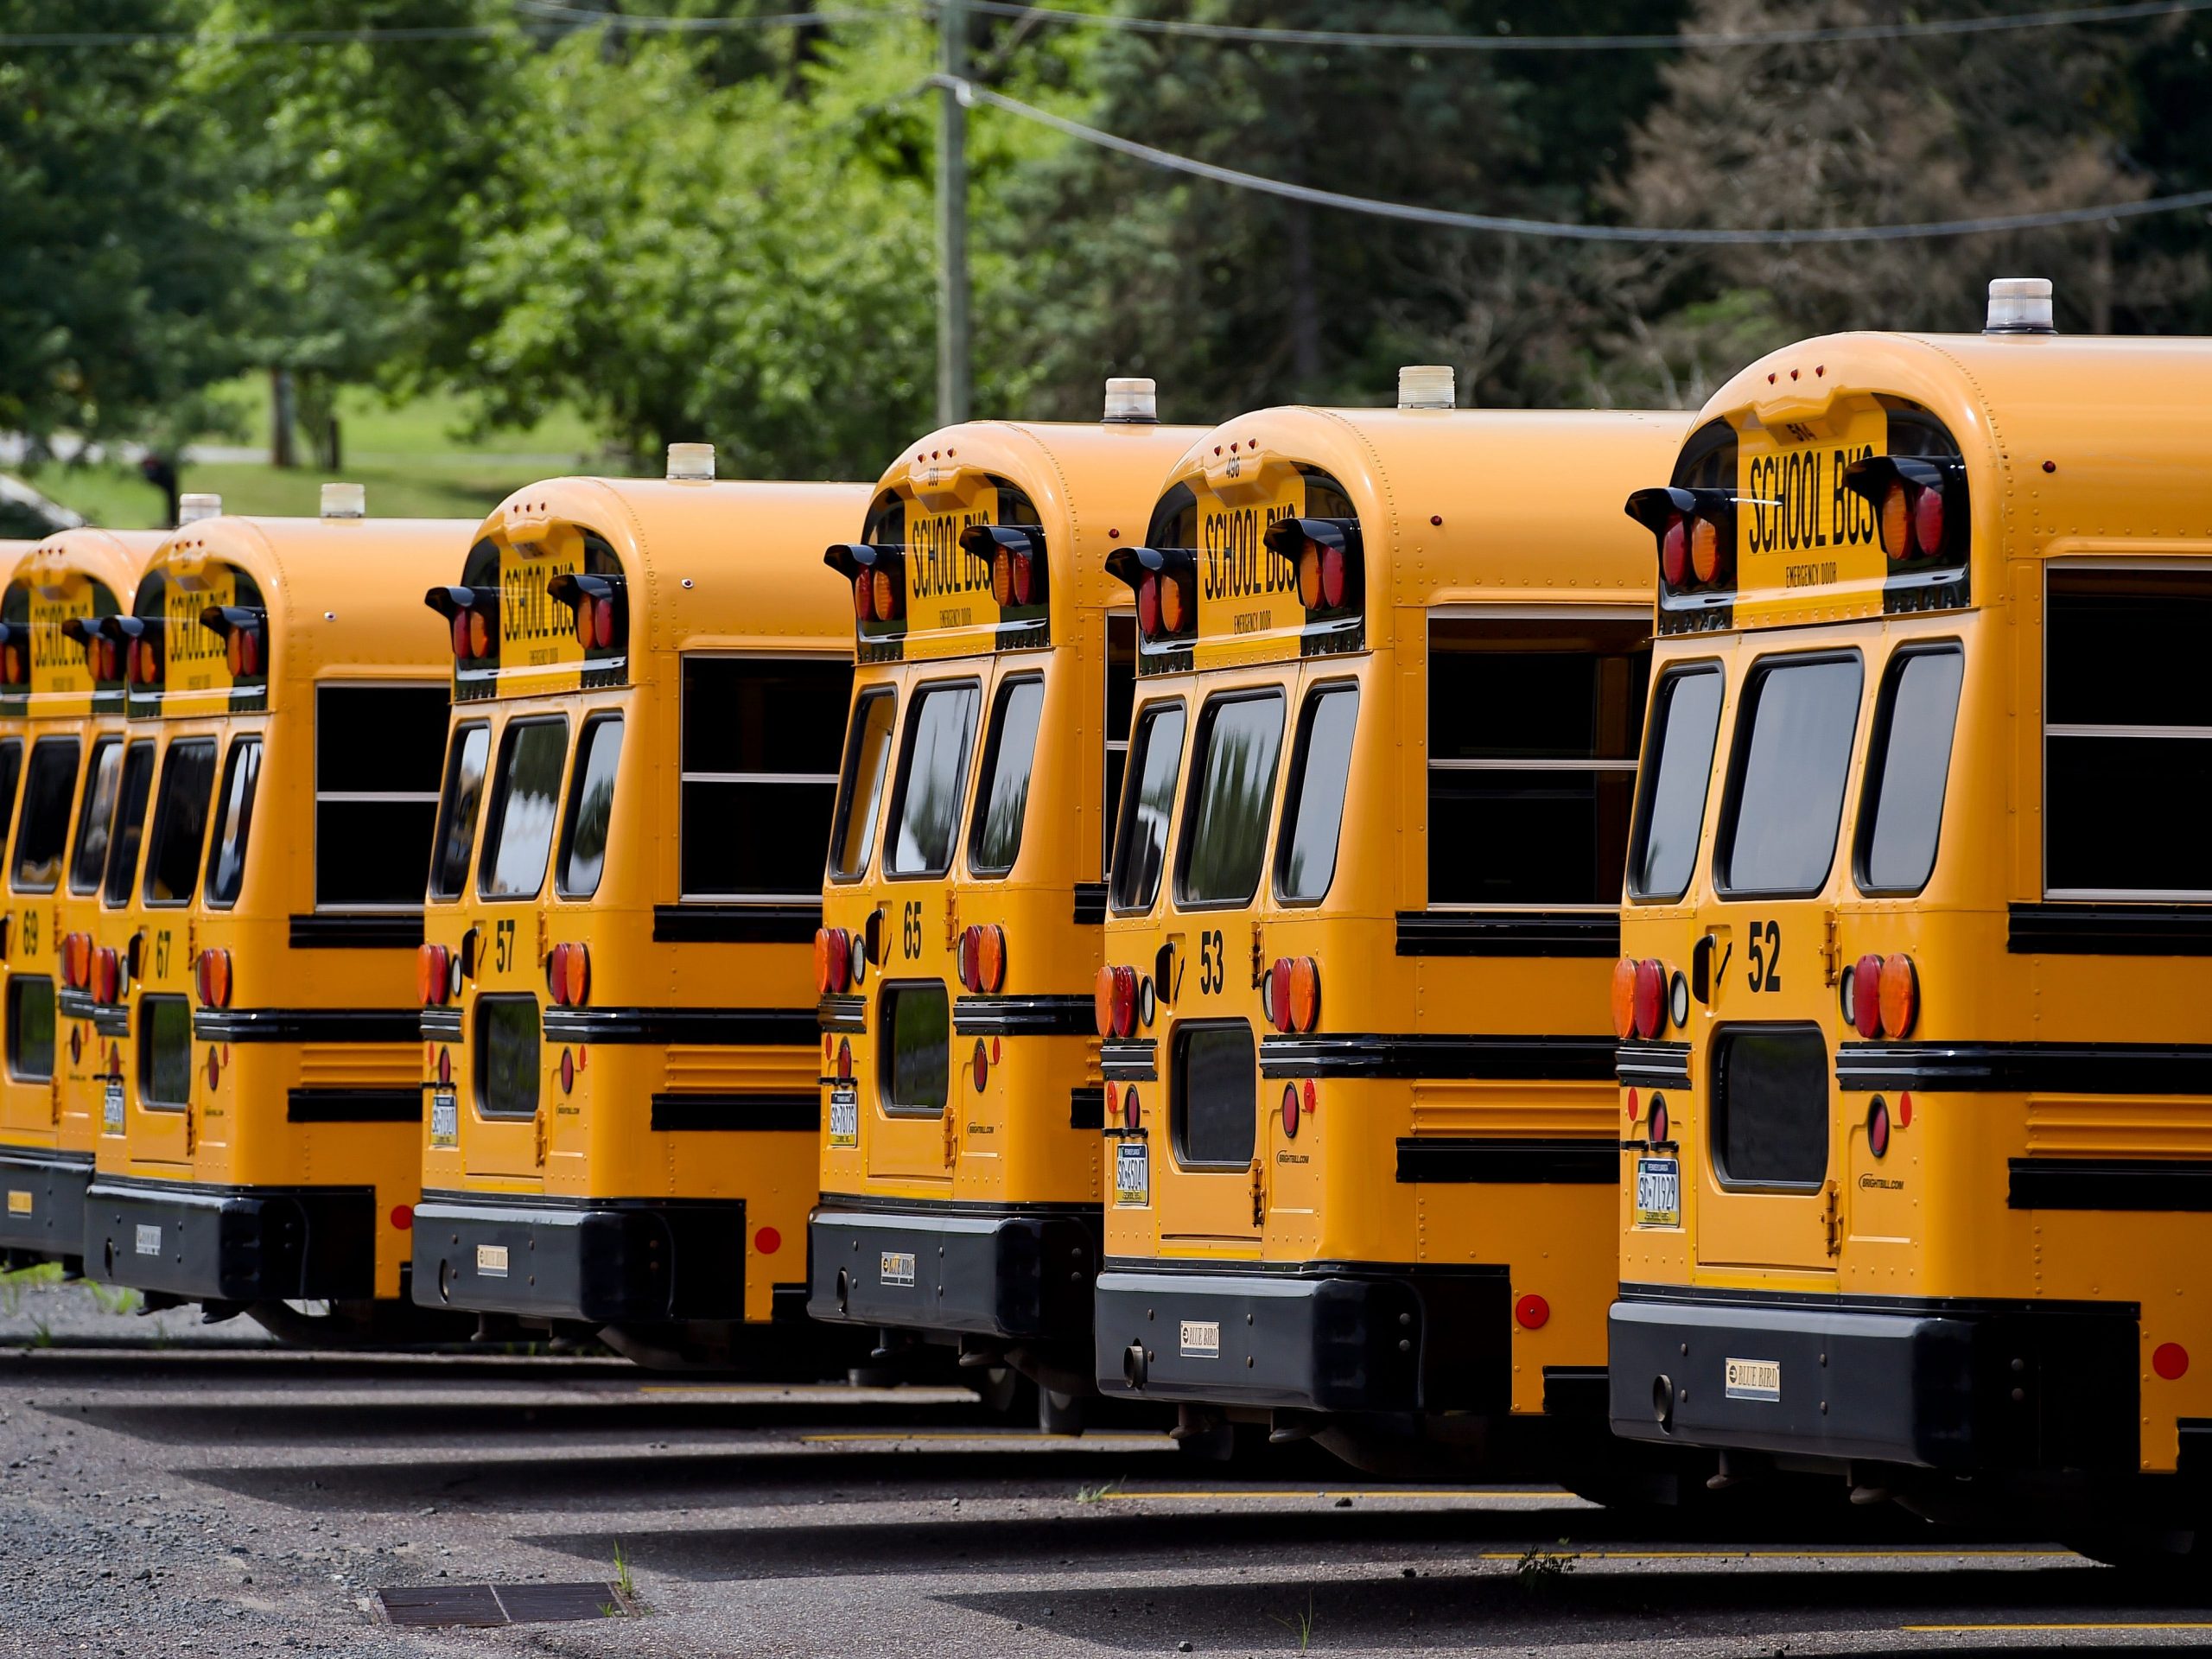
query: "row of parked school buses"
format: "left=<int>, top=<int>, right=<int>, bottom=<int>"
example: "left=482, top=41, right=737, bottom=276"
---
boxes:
left=2, top=278, right=2207, bottom=1560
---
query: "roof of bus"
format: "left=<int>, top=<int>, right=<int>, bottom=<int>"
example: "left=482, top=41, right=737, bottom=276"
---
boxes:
left=15, top=526, right=163, bottom=605
left=1160, top=405, right=1685, bottom=607
left=475, top=475, right=869, bottom=652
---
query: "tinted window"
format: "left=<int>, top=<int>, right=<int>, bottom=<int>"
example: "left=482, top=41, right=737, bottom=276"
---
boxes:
left=479, top=718, right=569, bottom=900
left=429, top=723, right=489, bottom=902
left=143, top=739, right=217, bottom=906
left=1711, top=1024, right=1828, bottom=1188
left=886, top=682, right=981, bottom=878
left=1856, top=648, right=1964, bottom=896
left=1104, top=614, right=1135, bottom=871
left=138, top=995, right=193, bottom=1108
left=558, top=715, right=622, bottom=899
left=681, top=657, right=849, bottom=899
left=475, top=995, right=539, bottom=1118
left=68, top=738, right=123, bottom=895
left=104, top=741, right=157, bottom=907
left=880, top=982, right=950, bottom=1114
left=2046, top=569, right=2212, bottom=896
left=317, top=685, right=448, bottom=907
left=6, top=975, right=54, bottom=1083
left=1109, top=702, right=1185, bottom=912
left=1429, top=618, right=1648, bottom=906
left=0, top=741, right=21, bottom=848
left=1174, top=1022, right=1255, bottom=1167
left=1717, top=656, right=1863, bottom=897
left=10, top=737, right=79, bottom=893
left=1178, top=692, right=1285, bottom=906
left=969, top=677, right=1044, bottom=877
left=1628, top=666, right=1725, bottom=902
left=830, top=688, right=896, bottom=880
left=1276, top=685, right=1357, bottom=905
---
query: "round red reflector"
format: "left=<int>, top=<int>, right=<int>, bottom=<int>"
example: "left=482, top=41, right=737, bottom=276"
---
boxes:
left=756, top=1226, right=783, bottom=1255
left=1625, top=1086, right=1640, bottom=1123
left=390, top=1205, right=414, bottom=1231
left=1268, top=957, right=1294, bottom=1033
left=1281, top=1083, right=1300, bottom=1140
left=1649, top=1093, right=1669, bottom=1145
left=1632, top=958, right=1665, bottom=1041
left=1302, top=1078, right=1316, bottom=1118
left=1849, top=954, right=1884, bottom=1039
left=1516, top=1294, right=1550, bottom=1330
left=1911, top=486, right=1945, bottom=557
left=1104, top=1081, right=1118, bottom=1124
left=1094, top=964, right=1117, bottom=1039
left=1866, top=1096, right=1891, bottom=1159
left=1137, top=574, right=1160, bottom=636
left=1660, top=516, right=1688, bottom=586
left=1160, top=574, right=1188, bottom=634
left=971, top=1038, right=988, bottom=1092
left=559, top=1047, right=575, bottom=1095
left=1122, top=1086, right=1141, bottom=1130
left=1898, top=1090, right=1913, bottom=1128
left=1610, top=957, right=1637, bottom=1041
left=438, top=1046, right=452, bottom=1086
left=1319, top=543, right=1346, bottom=610
left=2155, top=1342, right=2190, bottom=1381
left=1111, top=964, right=1138, bottom=1039
left=1878, top=953, right=1918, bottom=1039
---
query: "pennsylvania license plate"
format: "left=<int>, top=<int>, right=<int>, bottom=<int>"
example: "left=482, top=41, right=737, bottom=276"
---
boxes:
left=102, top=1078, right=124, bottom=1135
left=828, top=1083, right=859, bottom=1148
left=1114, top=1139, right=1149, bottom=1207
left=429, top=1090, right=458, bottom=1147
left=1635, top=1156, right=1680, bottom=1228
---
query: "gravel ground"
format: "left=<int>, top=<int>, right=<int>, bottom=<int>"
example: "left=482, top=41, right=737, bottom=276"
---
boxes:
left=3, top=1272, right=2210, bottom=1656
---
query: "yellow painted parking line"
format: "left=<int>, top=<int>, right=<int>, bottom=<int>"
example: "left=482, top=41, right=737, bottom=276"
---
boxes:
left=1103, top=1490, right=1567, bottom=1503
left=798, top=1431, right=1173, bottom=1445
left=1904, top=1624, right=2212, bottom=1633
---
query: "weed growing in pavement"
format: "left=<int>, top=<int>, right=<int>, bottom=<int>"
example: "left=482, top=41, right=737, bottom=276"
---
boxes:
left=613, top=1540, right=636, bottom=1601
left=82, top=1281, right=141, bottom=1316
left=1268, top=1590, right=1316, bottom=1650
left=1073, top=1480, right=1122, bottom=1503
left=1, top=1262, right=64, bottom=1315
left=27, top=1319, right=51, bottom=1348
left=1513, top=1543, right=1580, bottom=1592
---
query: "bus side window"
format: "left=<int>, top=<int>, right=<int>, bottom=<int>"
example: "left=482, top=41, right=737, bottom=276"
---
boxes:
left=143, top=739, right=218, bottom=907
left=1627, top=665, right=1726, bottom=904
left=316, top=684, right=448, bottom=909
left=10, top=737, right=81, bottom=895
left=556, top=715, right=623, bottom=900
left=1109, top=702, right=1186, bottom=914
left=1714, top=654, right=1864, bottom=899
left=1103, top=614, right=1135, bottom=873
left=1427, top=617, right=1648, bottom=907
left=1853, top=646, right=1964, bottom=897
left=103, top=741, right=157, bottom=908
left=2044, top=568, right=2212, bottom=898
left=968, top=677, right=1046, bottom=879
left=429, top=723, right=490, bottom=904
left=0, top=739, right=22, bottom=856
left=830, top=687, right=897, bottom=883
left=203, top=736, right=263, bottom=910
left=67, top=736, right=123, bottom=897
left=1275, top=683, right=1359, bottom=906
left=681, top=656, right=850, bottom=901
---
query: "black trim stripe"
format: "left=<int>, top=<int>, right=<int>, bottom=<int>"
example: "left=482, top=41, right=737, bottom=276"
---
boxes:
left=289, top=912, right=424, bottom=950
left=953, top=995, right=1095, bottom=1037
left=1617, top=1281, right=2135, bottom=1319
left=1837, top=1041, right=2212, bottom=1096
left=2009, top=902, right=2212, bottom=957
left=652, top=903, right=821, bottom=944
left=287, top=1088, right=422, bottom=1124
left=194, top=1007, right=422, bottom=1045
left=1070, top=1086, right=1104, bottom=1130
left=1617, top=1040, right=1691, bottom=1089
left=420, top=1008, right=463, bottom=1041
left=816, top=1192, right=1099, bottom=1219
left=540, top=1007, right=817, bottom=1046
left=1101, top=1039, right=1157, bottom=1083
left=817, top=995, right=867, bottom=1034
left=649, top=1093, right=818, bottom=1133
left=1395, top=910, right=1620, bottom=958
left=92, top=1007, right=130, bottom=1039
left=2010, top=1158, right=2212, bottom=1212
left=1073, top=883, right=1107, bottom=926
left=56, top=988, right=99, bottom=1022
left=1262, top=1033, right=1617, bottom=1082
left=1395, top=1136, right=1618, bottom=1185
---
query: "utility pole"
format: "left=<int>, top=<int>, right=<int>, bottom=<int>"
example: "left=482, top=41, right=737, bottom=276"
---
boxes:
left=936, top=0, right=971, bottom=425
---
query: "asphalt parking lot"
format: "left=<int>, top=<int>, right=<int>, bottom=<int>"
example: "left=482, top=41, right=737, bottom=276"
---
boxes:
left=3, top=1273, right=2209, bottom=1657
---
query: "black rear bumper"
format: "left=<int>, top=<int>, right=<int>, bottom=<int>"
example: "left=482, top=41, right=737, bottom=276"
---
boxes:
left=1609, top=1287, right=2140, bottom=1472
left=411, top=1190, right=747, bottom=1324
left=1093, top=1262, right=1510, bottom=1414
left=807, top=1201, right=1100, bottom=1342
left=84, top=1176, right=376, bottom=1301
left=0, top=1147, right=92, bottom=1266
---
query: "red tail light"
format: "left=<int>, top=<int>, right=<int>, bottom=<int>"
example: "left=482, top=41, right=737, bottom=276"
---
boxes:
left=225, top=626, right=262, bottom=678
left=450, top=613, right=470, bottom=658
left=1288, top=957, right=1320, bottom=1033
left=1320, top=543, right=1347, bottom=609
left=1912, top=487, right=1945, bottom=557
left=195, top=948, right=232, bottom=1009
left=61, top=932, right=89, bottom=991
left=1648, top=1093, right=1669, bottom=1144
left=1610, top=957, right=1638, bottom=1041
left=1878, top=953, right=1918, bottom=1039
left=836, top=1038, right=853, bottom=1083
left=1280, top=1082, right=1300, bottom=1139
left=130, top=638, right=161, bottom=686
left=958, top=925, right=982, bottom=994
left=547, top=942, right=590, bottom=1008
left=1110, top=964, right=1138, bottom=1039
left=971, top=1038, right=988, bottom=1092
left=1659, top=514, right=1688, bottom=587
left=1094, top=964, right=1117, bottom=1039
left=976, top=925, right=1006, bottom=994
left=1122, top=1085, right=1141, bottom=1130
left=1137, top=574, right=1160, bottom=637
left=418, top=943, right=450, bottom=1007
left=1631, top=958, right=1665, bottom=1040
left=1866, top=1096, right=1891, bottom=1158
left=1850, top=952, right=1883, bottom=1039
left=92, top=947, right=119, bottom=1005
left=853, top=574, right=876, bottom=622
left=816, top=927, right=852, bottom=995
left=1267, top=957, right=1294, bottom=1033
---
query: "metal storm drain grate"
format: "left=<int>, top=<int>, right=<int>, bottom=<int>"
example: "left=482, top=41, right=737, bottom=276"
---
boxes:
left=377, top=1582, right=634, bottom=1628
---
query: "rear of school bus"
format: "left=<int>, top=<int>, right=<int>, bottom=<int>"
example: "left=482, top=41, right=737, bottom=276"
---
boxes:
left=86, top=497, right=465, bottom=1332
left=1606, top=282, right=2212, bottom=1554
left=810, top=391, right=1205, bottom=1402
left=0, top=530, right=157, bottom=1269
left=412, top=459, right=868, bottom=1367
left=1089, top=377, right=1680, bottom=1468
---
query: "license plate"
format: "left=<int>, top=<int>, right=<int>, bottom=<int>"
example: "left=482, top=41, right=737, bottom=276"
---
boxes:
left=880, top=1250, right=916, bottom=1287
left=1726, top=1357, right=1782, bottom=1402
left=7, top=1191, right=30, bottom=1217
left=1114, top=1140, right=1149, bottom=1207
left=828, top=1084, right=858, bottom=1148
left=1635, top=1156, right=1680, bottom=1228
left=134, top=1224, right=161, bottom=1256
left=476, top=1243, right=508, bottom=1277
left=429, top=1090, right=458, bottom=1147
left=103, top=1078, right=124, bottom=1135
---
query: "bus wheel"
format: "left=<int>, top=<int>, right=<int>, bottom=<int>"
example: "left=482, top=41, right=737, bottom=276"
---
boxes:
left=1039, top=1388, right=1085, bottom=1437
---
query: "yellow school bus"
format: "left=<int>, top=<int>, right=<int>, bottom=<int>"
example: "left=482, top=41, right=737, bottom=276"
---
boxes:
left=410, top=454, right=867, bottom=1367
left=85, top=493, right=467, bottom=1333
left=808, top=386, right=1204, bottom=1413
left=0, top=530, right=160, bottom=1269
left=1089, top=376, right=1681, bottom=1467
left=1606, top=281, right=2212, bottom=1555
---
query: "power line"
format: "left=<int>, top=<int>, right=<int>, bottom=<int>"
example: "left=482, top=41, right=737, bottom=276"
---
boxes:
left=963, top=0, right=2212, bottom=51
left=516, top=1, right=918, bottom=32
left=944, top=76, right=2212, bottom=243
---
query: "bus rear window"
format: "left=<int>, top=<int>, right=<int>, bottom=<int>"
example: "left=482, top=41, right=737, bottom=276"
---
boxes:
left=104, top=741, right=156, bottom=907
left=879, top=982, right=950, bottom=1115
left=68, top=737, right=123, bottom=896
left=1104, top=614, right=1135, bottom=870
left=143, top=739, right=217, bottom=907
left=0, top=740, right=21, bottom=844
left=1855, top=646, right=1964, bottom=896
left=680, top=657, right=849, bottom=899
left=558, top=715, right=623, bottom=899
left=2045, top=569, right=2212, bottom=896
left=1627, top=665, right=1724, bottom=903
left=6, top=976, right=54, bottom=1083
left=1711, top=1024, right=1827, bottom=1189
left=480, top=718, right=569, bottom=900
left=203, top=736, right=261, bottom=909
left=968, top=677, right=1045, bottom=878
left=1109, top=702, right=1185, bottom=912
left=1429, top=618, right=1647, bottom=906
left=1276, top=684, right=1357, bottom=906
left=831, top=688, right=896, bottom=880
left=475, top=995, right=539, bottom=1118
left=1716, top=655, right=1863, bottom=899
left=1177, top=691, right=1285, bottom=907
left=886, top=681, right=981, bottom=879
left=138, top=995, right=193, bottom=1108
left=318, top=685, right=448, bottom=907
left=429, top=723, right=489, bottom=902
left=1173, top=1022, right=1255, bottom=1168
left=10, top=737, right=79, bottom=894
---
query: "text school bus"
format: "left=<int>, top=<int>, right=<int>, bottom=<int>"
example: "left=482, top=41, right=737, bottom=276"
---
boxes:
left=808, top=385, right=1204, bottom=1412
left=1608, top=281, right=2212, bottom=1555
left=1090, top=373, right=1682, bottom=1467
left=86, top=491, right=465, bottom=1335
left=0, top=528, right=162, bottom=1269
left=413, top=453, right=867, bottom=1367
